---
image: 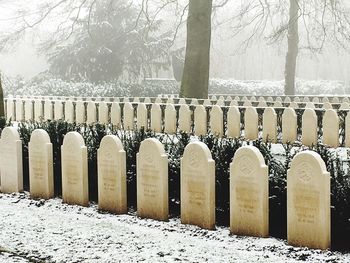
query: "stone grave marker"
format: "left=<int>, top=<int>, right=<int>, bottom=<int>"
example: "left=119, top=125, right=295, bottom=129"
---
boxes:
left=64, top=100, right=74, bottom=123
left=227, top=106, right=240, bottom=138
left=29, top=129, right=54, bottom=199
left=262, top=107, right=277, bottom=143
left=210, top=105, right=223, bottom=136
left=61, top=132, right=88, bottom=206
left=15, top=99, right=23, bottom=121
left=244, top=107, right=258, bottom=140
left=151, top=103, right=162, bottom=133
left=44, top=100, right=53, bottom=120
left=322, top=109, right=339, bottom=148
left=137, top=138, right=168, bottom=221
left=178, top=104, right=191, bottom=133
left=24, top=100, right=33, bottom=121
left=98, top=135, right=127, bottom=214
left=75, top=100, right=85, bottom=124
left=123, top=102, right=134, bottom=130
left=54, top=101, right=63, bottom=120
left=194, top=105, right=207, bottom=136
left=181, top=141, right=215, bottom=230
left=98, top=101, right=109, bottom=124
left=111, top=102, right=121, bottom=127
left=87, top=101, right=97, bottom=124
left=287, top=151, right=330, bottom=250
left=137, top=103, right=148, bottom=130
left=0, top=127, right=23, bottom=193
left=282, top=108, right=297, bottom=144
left=302, top=109, right=317, bottom=146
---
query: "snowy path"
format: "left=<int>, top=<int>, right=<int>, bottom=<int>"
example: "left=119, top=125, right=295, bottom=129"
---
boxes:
left=0, top=193, right=348, bottom=263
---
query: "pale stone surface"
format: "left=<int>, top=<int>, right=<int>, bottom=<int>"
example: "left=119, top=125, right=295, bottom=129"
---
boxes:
left=234, top=96, right=240, bottom=101
left=339, top=102, right=350, bottom=110
left=342, top=97, right=349, bottom=103
left=282, top=108, right=297, bottom=144
left=302, top=109, right=318, bottom=146
left=15, top=99, right=23, bottom=121
left=137, top=103, right=148, bottom=130
left=258, top=97, right=265, bottom=102
left=53, top=100, right=63, bottom=120
left=155, top=97, right=162, bottom=104
left=230, top=146, right=268, bottom=237
left=294, top=97, right=300, bottom=103
left=258, top=101, right=267, bottom=107
left=167, top=98, right=174, bottom=104
left=243, top=100, right=252, bottom=107
left=267, top=97, right=273, bottom=102
left=273, top=101, right=283, bottom=108
left=24, top=100, right=33, bottom=121
left=111, top=102, right=121, bottom=127
left=323, top=102, right=332, bottom=110
left=178, top=98, right=186, bottom=105
left=244, top=107, right=259, bottom=140
left=87, top=101, right=97, bottom=124
left=275, top=97, right=282, bottom=102
left=137, top=138, right=168, bottom=221
left=250, top=96, right=256, bottom=102
left=289, top=102, right=299, bottom=109
left=211, top=95, right=217, bottom=101
left=194, top=105, right=207, bottom=136
left=219, top=96, right=225, bottom=100
left=216, top=99, right=225, bottom=107
left=227, top=106, right=240, bottom=138
left=6, top=98, right=14, bottom=121
left=151, top=103, right=162, bottom=133
left=75, top=101, right=85, bottom=124
left=262, top=107, right=277, bottom=143
left=64, top=100, right=74, bottom=123
left=29, top=129, right=54, bottom=199
left=123, top=102, right=134, bottom=130
left=98, top=101, right=109, bottom=124
left=305, top=102, right=315, bottom=109
left=44, top=100, right=53, bottom=120
left=312, top=97, right=319, bottom=103
left=210, top=105, right=223, bottom=136
left=164, top=104, right=177, bottom=134
left=226, top=96, right=232, bottom=100
left=178, top=104, right=191, bottom=133
left=287, top=151, right=330, bottom=250
left=230, top=100, right=238, bottom=106
left=303, top=97, right=310, bottom=103
left=346, top=113, right=350, bottom=147
left=284, top=97, right=291, bottom=103
left=98, top=135, right=127, bottom=214
left=0, top=127, right=23, bottom=193
left=61, top=132, right=88, bottom=206
left=144, top=97, right=151, bottom=104
left=124, top=97, right=130, bottom=103
left=191, top=98, right=199, bottom=105
left=322, top=109, right=339, bottom=148
left=322, top=97, right=329, bottom=103
left=203, top=99, right=211, bottom=106
left=332, top=97, right=340, bottom=103
left=133, top=97, right=140, bottom=103
left=181, top=141, right=215, bottom=230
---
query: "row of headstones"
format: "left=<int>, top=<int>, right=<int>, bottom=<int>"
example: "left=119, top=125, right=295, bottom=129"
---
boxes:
left=161, top=93, right=350, bottom=104
left=8, top=95, right=350, bottom=110
left=0, top=127, right=330, bottom=250
left=5, top=98, right=347, bottom=148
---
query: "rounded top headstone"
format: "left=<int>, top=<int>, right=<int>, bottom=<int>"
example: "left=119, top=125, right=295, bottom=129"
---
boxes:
left=139, top=138, right=165, bottom=156
left=1, top=127, right=20, bottom=141
left=100, top=135, right=123, bottom=151
left=182, top=141, right=213, bottom=165
left=63, top=131, right=85, bottom=147
left=30, top=129, right=51, bottom=144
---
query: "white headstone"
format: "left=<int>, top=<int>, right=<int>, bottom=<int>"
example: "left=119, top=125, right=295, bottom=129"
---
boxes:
left=282, top=108, right=297, bottom=144
left=64, top=100, right=74, bottom=123
left=44, top=100, right=53, bottom=120
left=137, top=138, right=168, bottom=221
left=98, top=135, right=127, bottom=214
left=210, top=105, right=223, bottom=136
left=29, top=129, right=54, bottom=199
left=6, top=98, right=14, bottom=121
left=230, top=146, right=268, bottom=237
left=302, top=109, right=318, bottom=146
left=54, top=101, right=63, bottom=120
left=181, top=142, right=215, bottom=230
left=75, top=101, right=85, bottom=124
left=164, top=104, right=177, bottom=134
left=15, top=99, right=23, bottom=121
left=24, top=100, right=33, bottom=121
left=178, top=104, right=191, bottom=133
left=323, top=102, right=332, bottom=110
left=61, top=132, right=88, bottom=206
left=287, top=151, right=330, bottom=250
left=151, top=103, right=162, bottom=133
left=230, top=100, right=238, bottom=106
left=111, top=102, right=121, bottom=127
left=123, top=102, right=134, bottom=130
left=244, top=107, right=259, bottom=140
left=322, top=109, right=339, bottom=148
left=98, top=101, right=109, bottom=124
left=194, top=105, right=207, bottom=136
left=0, top=127, right=23, bottom=193
left=137, top=103, right=148, bottom=130
left=227, top=106, right=240, bottom=138
left=262, top=107, right=277, bottom=143
left=87, top=101, right=97, bottom=124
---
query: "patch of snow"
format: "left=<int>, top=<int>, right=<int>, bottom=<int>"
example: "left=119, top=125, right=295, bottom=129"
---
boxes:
left=0, top=193, right=348, bottom=262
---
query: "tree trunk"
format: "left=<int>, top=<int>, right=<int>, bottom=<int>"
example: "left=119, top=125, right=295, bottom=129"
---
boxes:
left=0, top=74, right=4, bottom=118
left=180, top=0, right=212, bottom=99
left=284, top=0, right=299, bottom=95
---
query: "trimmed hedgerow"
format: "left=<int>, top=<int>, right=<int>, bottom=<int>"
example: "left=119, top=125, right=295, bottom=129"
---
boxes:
left=5, top=120, right=350, bottom=251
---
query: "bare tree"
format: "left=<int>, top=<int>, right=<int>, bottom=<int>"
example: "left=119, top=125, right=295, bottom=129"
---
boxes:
left=228, top=0, right=350, bottom=95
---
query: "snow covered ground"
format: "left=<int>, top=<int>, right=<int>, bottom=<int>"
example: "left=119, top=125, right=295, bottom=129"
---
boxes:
left=0, top=193, right=349, bottom=263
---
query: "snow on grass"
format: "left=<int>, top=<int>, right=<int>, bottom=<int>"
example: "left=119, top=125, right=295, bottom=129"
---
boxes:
left=0, top=193, right=349, bottom=262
